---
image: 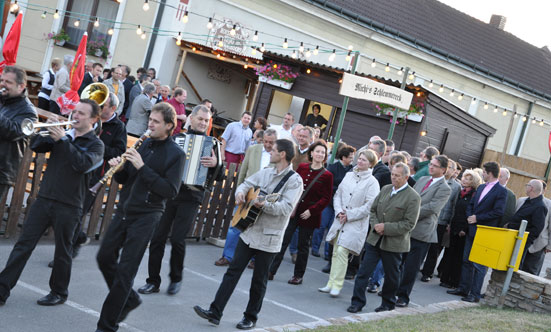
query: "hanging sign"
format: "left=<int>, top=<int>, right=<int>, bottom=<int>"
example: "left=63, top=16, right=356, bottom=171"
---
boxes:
left=339, top=72, right=413, bottom=110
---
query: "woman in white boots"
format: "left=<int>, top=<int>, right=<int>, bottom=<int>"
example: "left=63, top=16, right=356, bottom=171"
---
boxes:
left=319, top=149, right=380, bottom=297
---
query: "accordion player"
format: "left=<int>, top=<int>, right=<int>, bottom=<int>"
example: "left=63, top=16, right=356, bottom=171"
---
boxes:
left=174, top=131, right=223, bottom=191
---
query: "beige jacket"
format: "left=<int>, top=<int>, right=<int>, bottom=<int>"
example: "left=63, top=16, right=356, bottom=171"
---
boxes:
left=237, top=165, right=303, bottom=253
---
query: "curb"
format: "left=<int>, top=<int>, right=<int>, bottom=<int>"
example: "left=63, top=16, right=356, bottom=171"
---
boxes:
left=249, top=300, right=480, bottom=332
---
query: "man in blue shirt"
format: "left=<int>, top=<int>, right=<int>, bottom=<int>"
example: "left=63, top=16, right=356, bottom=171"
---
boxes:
left=221, top=112, right=252, bottom=168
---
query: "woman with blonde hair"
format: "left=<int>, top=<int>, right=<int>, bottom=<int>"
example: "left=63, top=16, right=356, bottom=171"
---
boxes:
left=319, top=149, right=380, bottom=297
left=439, top=169, right=482, bottom=289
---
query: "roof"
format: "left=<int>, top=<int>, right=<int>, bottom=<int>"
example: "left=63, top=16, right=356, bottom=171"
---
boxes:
left=304, top=0, right=551, bottom=100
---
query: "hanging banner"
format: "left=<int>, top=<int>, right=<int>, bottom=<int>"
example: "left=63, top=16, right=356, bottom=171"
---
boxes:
left=339, top=72, right=413, bottom=110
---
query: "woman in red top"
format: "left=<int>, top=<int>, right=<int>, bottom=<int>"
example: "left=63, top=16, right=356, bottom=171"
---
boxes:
left=269, top=140, right=333, bottom=285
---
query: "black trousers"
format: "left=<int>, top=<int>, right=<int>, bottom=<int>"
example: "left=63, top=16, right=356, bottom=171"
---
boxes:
left=521, top=249, right=546, bottom=276
left=269, top=217, right=315, bottom=278
left=351, top=241, right=403, bottom=310
left=0, top=198, right=81, bottom=301
left=37, top=97, right=50, bottom=110
left=396, top=238, right=430, bottom=304
left=210, top=238, right=275, bottom=322
left=96, top=212, right=162, bottom=332
left=440, top=233, right=466, bottom=287
left=421, top=224, right=447, bottom=277
left=49, top=100, right=61, bottom=115
left=146, top=199, right=199, bottom=287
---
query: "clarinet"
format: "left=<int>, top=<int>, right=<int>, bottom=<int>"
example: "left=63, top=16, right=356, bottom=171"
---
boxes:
left=89, top=129, right=151, bottom=195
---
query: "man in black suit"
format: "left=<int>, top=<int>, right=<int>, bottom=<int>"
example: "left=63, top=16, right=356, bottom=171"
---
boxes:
left=120, top=65, right=133, bottom=116
left=448, top=161, right=507, bottom=303
left=78, top=62, right=103, bottom=95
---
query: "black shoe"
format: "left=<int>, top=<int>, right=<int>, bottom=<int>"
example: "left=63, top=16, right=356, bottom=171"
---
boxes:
left=167, top=282, right=182, bottom=295
left=345, top=273, right=355, bottom=280
left=117, top=298, right=142, bottom=323
left=377, top=290, right=382, bottom=297
left=461, top=295, right=480, bottom=303
left=321, top=263, right=331, bottom=274
left=311, top=251, right=320, bottom=257
left=193, top=305, right=220, bottom=325
left=48, top=260, right=54, bottom=268
left=137, top=283, right=160, bottom=294
left=447, top=289, right=468, bottom=297
left=395, top=298, right=408, bottom=307
left=439, top=282, right=454, bottom=289
left=367, top=284, right=378, bottom=293
left=374, top=305, right=393, bottom=312
left=346, top=305, right=362, bottom=313
left=420, top=275, right=431, bottom=282
left=0, top=298, right=5, bottom=306
left=236, top=317, right=256, bottom=330
left=37, top=292, right=66, bottom=306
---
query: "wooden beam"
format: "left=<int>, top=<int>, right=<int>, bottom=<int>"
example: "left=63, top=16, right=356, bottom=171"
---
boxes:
left=182, top=47, right=263, bottom=69
left=174, top=50, right=187, bottom=87
left=182, top=71, right=202, bottom=102
left=504, top=166, right=546, bottom=181
left=500, top=104, right=516, bottom=165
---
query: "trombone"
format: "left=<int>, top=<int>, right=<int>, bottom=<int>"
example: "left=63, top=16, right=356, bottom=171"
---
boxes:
left=21, top=118, right=76, bottom=136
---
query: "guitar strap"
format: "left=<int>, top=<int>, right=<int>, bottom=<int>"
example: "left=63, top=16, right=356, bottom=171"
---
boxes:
left=271, top=170, right=296, bottom=194
left=298, top=167, right=326, bottom=202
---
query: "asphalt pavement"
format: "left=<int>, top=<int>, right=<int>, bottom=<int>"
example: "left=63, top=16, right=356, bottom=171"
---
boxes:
left=0, top=239, right=548, bottom=332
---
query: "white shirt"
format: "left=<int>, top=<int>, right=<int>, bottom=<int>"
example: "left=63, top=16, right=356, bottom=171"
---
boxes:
left=391, top=182, right=408, bottom=196
left=260, top=147, right=271, bottom=169
left=427, top=175, right=445, bottom=188
left=272, top=124, right=293, bottom=141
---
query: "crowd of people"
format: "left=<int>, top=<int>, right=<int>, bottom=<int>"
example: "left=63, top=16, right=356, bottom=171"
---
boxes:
left=0, top=62, right=550, bottom=332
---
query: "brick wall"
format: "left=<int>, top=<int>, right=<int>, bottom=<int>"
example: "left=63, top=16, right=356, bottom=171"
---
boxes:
left=484, top=269, right=551, bottom=313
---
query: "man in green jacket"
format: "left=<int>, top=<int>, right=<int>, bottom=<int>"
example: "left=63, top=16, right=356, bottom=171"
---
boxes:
left=347, top=162, right=421, bottom=313
left=412, top=146, right=439, bottom=181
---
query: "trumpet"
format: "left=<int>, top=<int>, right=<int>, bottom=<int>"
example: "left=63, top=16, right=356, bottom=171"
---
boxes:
left=89, top=129, right=152, bottom=195
left=21, top=118, right=76, bottom=136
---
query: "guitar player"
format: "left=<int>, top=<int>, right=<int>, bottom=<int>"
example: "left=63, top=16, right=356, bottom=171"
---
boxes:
left=194, top=138, right=303, bottom=330
left=138, top=104, right=222, bottom=296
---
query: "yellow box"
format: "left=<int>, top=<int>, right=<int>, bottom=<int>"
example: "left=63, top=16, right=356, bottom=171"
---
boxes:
left=469, top=225, right=529, bottom=271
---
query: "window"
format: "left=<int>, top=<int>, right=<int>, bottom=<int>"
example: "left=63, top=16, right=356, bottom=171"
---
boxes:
left=62, top=0, right=119, bottom=49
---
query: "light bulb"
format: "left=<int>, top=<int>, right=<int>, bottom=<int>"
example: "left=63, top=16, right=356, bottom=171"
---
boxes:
left=74, top=20, right=80, bottom=27
left=522, top=116, right=527, bottom=122
left=458, top=93, right=463, bottom=101
left=260, top=43, right=265, bottom=52
left=216, top=54, right=220, bottom=58
left=348, top=45, right=353, bottom=51
left=305, top=49, right=311, bottom=58
left=143, top=0, right=149, bottom=11
left=540, top=120, right=544, bottom=126
left=253, top=31, right=258, bottom=41
left=291, top=50, right=297, bottom=59
left=282, top=38, right=288, bottom=49
left=206, top=18, right=213, bottom=30
left=244, top=63, right=248, bottom=69
left=484, top=102, right=489, bottom=110
left=371, top=59, right=376, bottom=68
left=141, top=32, right=146, bottom=40
left=94, top=18, right=100, bottom=28
left=136, top=25, right=142, bottom=35
left=345, top=51, right=351, bottom=62
left=514, top=113, right=518, bottom=119
left=108, top=28, right=114, bottom=35
left=218, top=38, right=223, bottom=47
left=532, top=118, right=536, bottom=124
left=299, top=42, right=304, bottom=53
left=397, top=67, right=403, bottom=76
left=181, top=11, right=188, bottom=23
left=192, top=46, right=196, bottom=52
left=230, top=25, right=236, bottom=36
left=493, top=106, right=498, bottom=113
left=313, top=46, right=319, bottom=55
left=502, top=110, right=507, bottom=116
left=176, top=39, right=181, bottom=46
left=53, top=10, right=60, bottom=19
left=438, top=84, right=444, bottom=93
left=41, top=11, right=47, bottom=19
left=449, top=89, right=455, bottom=97
left=428, top=80, right=433, bottom=88
left=408, top=72, right=415, bottom=80
left=306, top=68, right=311, bottom=74
left=10, top=1, right=18, bottom=13
left=385, top=63, right=390, bottom=72
left=251, top=47, right=256, bottom=55
left=471, top=97, right=476, bottom=105
left=328, top=49, right=336, bottom=62
left=176, top=32, right=182, bottom=43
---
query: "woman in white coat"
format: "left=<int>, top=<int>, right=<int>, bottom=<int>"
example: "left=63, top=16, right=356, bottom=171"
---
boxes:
left=319, top=149, right=380, bottom=297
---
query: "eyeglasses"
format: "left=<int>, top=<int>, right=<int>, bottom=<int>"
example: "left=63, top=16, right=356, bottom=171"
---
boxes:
left=429, top=163, right=443, bottom=168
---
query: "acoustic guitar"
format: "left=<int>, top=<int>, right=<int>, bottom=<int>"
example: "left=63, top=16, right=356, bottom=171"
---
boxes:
left=231, top=187, right=280, bottom=232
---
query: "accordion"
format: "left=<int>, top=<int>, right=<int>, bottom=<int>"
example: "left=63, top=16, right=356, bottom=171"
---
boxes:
left=175, top=134, right=222, bottom=190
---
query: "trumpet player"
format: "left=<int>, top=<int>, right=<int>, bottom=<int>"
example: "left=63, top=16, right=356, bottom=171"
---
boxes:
left=0, top=99, right=104, bottom=307
left=0, top=66, right=37, bottom=210
left=95, top=103, right=185, bottom=332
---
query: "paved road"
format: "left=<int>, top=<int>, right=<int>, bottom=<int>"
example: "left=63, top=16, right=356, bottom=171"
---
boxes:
left=0, top=239, right=549, bottom=332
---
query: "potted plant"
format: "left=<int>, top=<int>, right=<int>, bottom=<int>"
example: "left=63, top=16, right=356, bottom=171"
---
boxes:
left=255, top=61, right=299, bottom=90
left=374, top=95, right=425, bottom=125
left=87, top=39, right=110, bottom=59
left=45, top=29, right=70, bottom=46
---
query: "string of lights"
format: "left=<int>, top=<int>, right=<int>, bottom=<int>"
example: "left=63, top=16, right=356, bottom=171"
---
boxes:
left=10, top=1, right=550, bottom=127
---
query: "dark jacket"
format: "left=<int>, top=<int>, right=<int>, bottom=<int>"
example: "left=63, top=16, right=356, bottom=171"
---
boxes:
left=413, top=160, right=429, bottom=181
left=450, top=188, right=476, bottom=235
left=115, top=136, right=185, bottom=216
left=372, top=160, right=391, bottom=189
left=499, top=187, right=517, bottom=227
left=326, top=160, right=353, bottom=207
left=173, top=129, right=223, bottom=203
left=77, top=73, right=102, bottom=95
left=92, top=114, right=127, bottom=182
left=295, top=163, right=333, bottom=228
left=31, top=130, right=104, bottom=209
left=466, top=182, right=508, bottom=237
left=0, top=93, right=37, bottom=185
left=122, top=78, right=133, bottom=114
left=508, top=195, right=548, bottom=249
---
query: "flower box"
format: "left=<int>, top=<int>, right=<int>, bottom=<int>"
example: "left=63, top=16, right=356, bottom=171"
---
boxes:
left=258, top=75, right=294, bottom=90
left=55, top=40, right=66, bottom=47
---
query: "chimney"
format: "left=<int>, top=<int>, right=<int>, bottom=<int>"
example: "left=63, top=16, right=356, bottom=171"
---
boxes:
left=489, top=14, right=507, bottom=30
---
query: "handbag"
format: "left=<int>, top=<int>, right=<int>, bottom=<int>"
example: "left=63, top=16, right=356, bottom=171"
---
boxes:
left=291, top=167, right=326, bottom=218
